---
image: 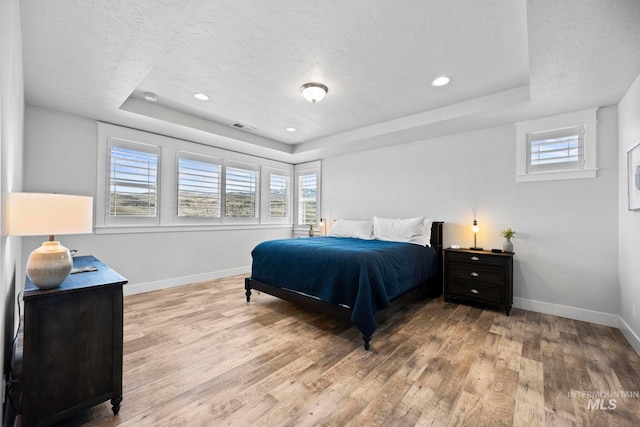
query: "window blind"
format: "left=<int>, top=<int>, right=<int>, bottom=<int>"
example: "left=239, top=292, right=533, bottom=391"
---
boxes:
left=298, top=172, right=317, bottom=225
left=109, top=146, right=158, bottom=217
left=177, top=157, right=221, bottom=218
left=225, top=166, right=257, bottom=218
left=269, top=173, right=288, bottom=218
left=527, top=125, right=585, bottom=173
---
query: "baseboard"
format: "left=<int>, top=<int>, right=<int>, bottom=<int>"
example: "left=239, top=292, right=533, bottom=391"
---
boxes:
left=618, top=317, right=640, bottom=356
left=514, top=297, right=640, bottom=356
left=123, top=266, right=251, bottom=296
left=513, top=297, right=619, bottom=327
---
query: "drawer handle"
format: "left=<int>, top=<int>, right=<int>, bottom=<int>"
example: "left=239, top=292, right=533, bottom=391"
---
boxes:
left=471, top=272, right=479, bottom=277
left=470, top=256, right=480, bottom=261
left=470, top=289, right=479, bottom=294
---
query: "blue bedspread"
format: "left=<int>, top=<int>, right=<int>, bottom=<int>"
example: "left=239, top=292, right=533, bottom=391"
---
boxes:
left=250, top=237, right=438, bottom=338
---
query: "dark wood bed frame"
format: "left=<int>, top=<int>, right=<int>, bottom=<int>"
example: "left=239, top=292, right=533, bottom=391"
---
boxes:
left=245, top=221, right=444, bottom=350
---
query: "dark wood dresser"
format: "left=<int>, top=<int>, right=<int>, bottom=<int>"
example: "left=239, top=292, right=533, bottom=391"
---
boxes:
left=21, top=256, right=127, bottom=427
left=443, top=248, right=514, bottom=315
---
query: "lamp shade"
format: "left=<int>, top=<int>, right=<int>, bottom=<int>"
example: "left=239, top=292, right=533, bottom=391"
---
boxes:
left=7, top=193, right=93, bottom=237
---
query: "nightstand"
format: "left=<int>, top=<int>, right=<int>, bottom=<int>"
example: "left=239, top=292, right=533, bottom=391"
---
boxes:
left=21, top=256, right=127, bottom=427
left=443, top=248, right=514, bottom=315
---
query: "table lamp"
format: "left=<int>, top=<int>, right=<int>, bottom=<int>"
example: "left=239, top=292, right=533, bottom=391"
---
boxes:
left=7, top=193, right=93, bottom=289
left=470, top=219, right=483, bottom=251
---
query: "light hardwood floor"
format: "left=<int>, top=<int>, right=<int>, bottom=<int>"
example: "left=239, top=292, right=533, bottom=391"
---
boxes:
left=56, top=275, right=640, bottom=426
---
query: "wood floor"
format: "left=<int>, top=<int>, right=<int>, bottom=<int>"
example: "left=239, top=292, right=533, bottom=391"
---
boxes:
left=55, top=275, right=640, bottom=426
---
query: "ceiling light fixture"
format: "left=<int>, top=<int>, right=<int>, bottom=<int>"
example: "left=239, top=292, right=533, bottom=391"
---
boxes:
left=300, top=82, right=328, bottom=103
left=143, top=92, right=158, bottom=102
left=194, top=93, right=210, bottom=101
left=286, top=127, right=296, bottom=132
left=431, top=76, right=451, bottom=87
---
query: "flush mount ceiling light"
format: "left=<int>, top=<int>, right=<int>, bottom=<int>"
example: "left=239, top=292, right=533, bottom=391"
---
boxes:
left=300, top=82, right=328, bottom=103
left=286, top=127, right=296, bottom=132
left=431, top=76, right=451, bottom=87
left=194, top=93, right=210, bottom=101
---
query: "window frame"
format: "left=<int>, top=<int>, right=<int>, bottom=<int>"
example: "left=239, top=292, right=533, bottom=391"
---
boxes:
left=261, top=166, right=292, bottom=225
left=103, top=137, right=161, bottom=227
left=293, top=161, right=321, bottom=233
left=223, top=160, right=260, bottom=224
left=516, top=108, right=597, bottom=182
left=96, top=122, right=294, bottom=234
left=175, top=151, right=223, bottom=224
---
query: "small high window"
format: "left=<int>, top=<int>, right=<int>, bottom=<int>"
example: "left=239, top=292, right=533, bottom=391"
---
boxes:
left=516, top=109, right=597, bottom=182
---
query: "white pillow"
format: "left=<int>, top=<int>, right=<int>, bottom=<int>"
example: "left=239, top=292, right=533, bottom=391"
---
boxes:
left=412, top=218, right=433, bottom=247
left=373, top=216, right=425, bottom=245
left=328, top=219, right=374, bottom=240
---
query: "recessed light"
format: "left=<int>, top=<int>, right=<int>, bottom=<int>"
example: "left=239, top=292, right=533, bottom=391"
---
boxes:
left=286, top=127, right=296, bottom=132
left=194, top=93, right=210, bottom=101
left=143, top=92, right=158, bottom=102
left=431, top=76, right=450, bottom=87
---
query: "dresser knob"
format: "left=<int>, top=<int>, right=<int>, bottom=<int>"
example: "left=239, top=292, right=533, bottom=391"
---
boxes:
left=470, top=289, right=479, bottom=294
left=470, top=256, right=480, bottom=261
left=471, top=272, right=479, bottom=277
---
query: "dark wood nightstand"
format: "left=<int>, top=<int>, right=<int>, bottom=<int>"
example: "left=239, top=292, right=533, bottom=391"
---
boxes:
left=443, top=248, right=514, bottom=315
left=21, top=256, right=127, bottom=427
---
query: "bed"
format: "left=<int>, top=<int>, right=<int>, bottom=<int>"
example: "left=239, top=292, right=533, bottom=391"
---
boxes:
left=245, top=220, right=444, bottom=350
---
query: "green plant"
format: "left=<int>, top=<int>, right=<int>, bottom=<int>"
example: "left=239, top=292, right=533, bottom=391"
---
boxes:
left=501, top=228, right=516, bottom=239
left=309, top=224, right=314, bottom=230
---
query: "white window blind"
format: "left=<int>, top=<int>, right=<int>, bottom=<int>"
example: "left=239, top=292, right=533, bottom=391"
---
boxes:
left=298, top=172, right=317, bottom=225
left=177, top=157, right=221, bottom=218
left=527, top=125, right=585, bottom=173
left=269, top=173, right=288, bottom=218
left=109, top=145, right=158, bottom=217
left=225, top=166, right=258, bottom=218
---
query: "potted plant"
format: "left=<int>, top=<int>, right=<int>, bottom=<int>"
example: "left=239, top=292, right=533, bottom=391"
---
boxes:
left=501, top=228, right=515, bottom=252
left=309, top=223, right=314, bottom=237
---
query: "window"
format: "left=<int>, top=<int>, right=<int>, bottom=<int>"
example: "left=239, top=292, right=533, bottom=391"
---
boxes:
left=109, top=144, right=159, bottom=218
left=298, top=172, right=317, bottom=225
left=269, top=173, right=288, bottom=218
left=177, top=156, right=221, bottom=219
left=516, top=108, right=597, bottom=182
left=96, top=122, right=293, bottom=232
left=225, top=165, right=258, bottom=219
left=527, top=126, right=585, bottom=173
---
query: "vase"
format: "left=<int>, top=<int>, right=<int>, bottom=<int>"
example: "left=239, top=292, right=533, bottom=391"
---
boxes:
left=502, top=237, right=513, bottom=253
left=309, top=228, right=314, bottom=237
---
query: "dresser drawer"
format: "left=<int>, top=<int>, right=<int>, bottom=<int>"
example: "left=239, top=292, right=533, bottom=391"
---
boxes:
left=447, top=264, right=505, bottom=288
left=447, top=281, right=504, bottom=304
left=446, top=251, right=506, bottom=267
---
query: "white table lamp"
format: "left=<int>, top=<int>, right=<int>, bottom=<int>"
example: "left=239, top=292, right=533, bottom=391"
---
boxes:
left=8, top=193, right=93, bottom=289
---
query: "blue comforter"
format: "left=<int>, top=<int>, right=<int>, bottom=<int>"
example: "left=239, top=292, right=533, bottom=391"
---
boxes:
left=250, top=237, right=438, bottom=338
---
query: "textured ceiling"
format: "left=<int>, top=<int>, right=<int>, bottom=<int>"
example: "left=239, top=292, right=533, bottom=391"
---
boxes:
left=19, top=0, right=640, bottom=162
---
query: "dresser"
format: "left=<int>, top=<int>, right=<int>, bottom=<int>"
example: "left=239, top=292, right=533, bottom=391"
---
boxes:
left=21, top=256, right=127, bottom=427
left=443, top=248, right=514, bottom=315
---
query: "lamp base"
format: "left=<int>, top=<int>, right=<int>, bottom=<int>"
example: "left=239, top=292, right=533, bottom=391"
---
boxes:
left=469, top=247, right=484, bottom=251
left=26, top=241, right=72, bottom=289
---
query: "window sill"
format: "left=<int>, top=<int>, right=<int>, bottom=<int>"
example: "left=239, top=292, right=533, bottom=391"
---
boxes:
left=95, top=223, right=293, bottom=235
left=516, top=168, right=597, bottom=183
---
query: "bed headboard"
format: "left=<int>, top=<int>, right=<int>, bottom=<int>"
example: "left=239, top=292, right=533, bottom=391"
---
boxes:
left=430, top=221, right=444, bottom=253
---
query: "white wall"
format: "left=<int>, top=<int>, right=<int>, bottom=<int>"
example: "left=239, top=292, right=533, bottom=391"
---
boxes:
left=618, top=72, right=640, bottom=354
left=1, top=0, right=24, bottom=398
left=323, top=106, right=620, bottom=325
left=23, top=106, right=292, bottom=294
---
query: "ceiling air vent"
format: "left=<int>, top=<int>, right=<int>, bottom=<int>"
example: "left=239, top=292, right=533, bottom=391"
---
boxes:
left=231, top=122, right=256, bottom=132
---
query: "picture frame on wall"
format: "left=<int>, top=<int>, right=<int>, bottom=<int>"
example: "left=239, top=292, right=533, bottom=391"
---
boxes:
left=628, top=142, right=640, bottom=211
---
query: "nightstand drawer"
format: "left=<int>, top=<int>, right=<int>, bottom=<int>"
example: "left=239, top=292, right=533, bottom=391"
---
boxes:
left=447, top=281, right=503, bottom=304
left=446, top=251, right=506, bottom=267
left=447, top=264, right=505, bottom=288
